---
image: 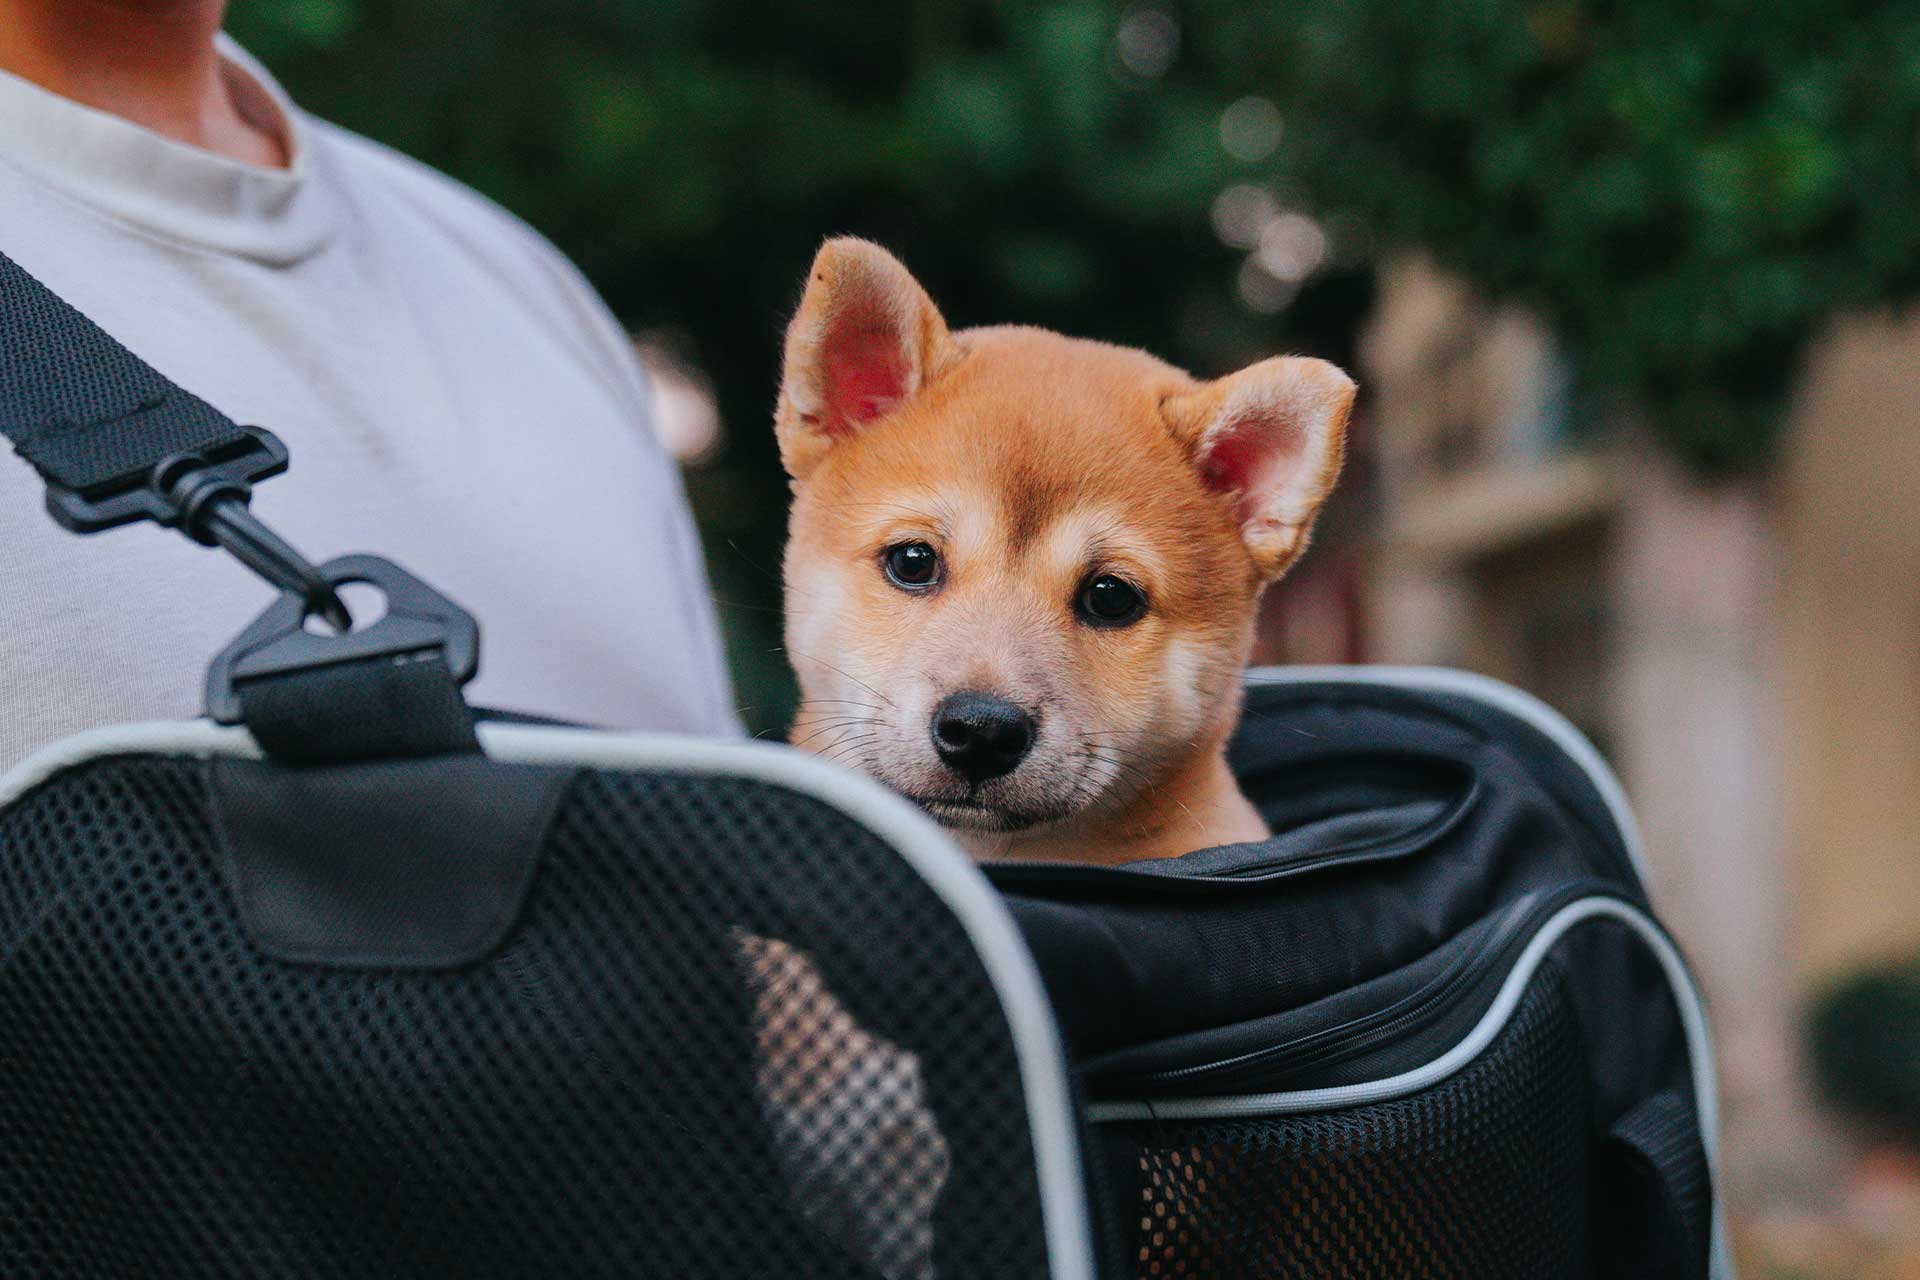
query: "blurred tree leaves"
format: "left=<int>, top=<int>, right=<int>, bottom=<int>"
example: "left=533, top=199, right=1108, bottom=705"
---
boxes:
left=1245, top=0, right=1920, bottom=473
left=232, top=0, right=1255, bottom=369
left=232, top=0, right=1920, bottom=487
left=227, top=0, right=1279, bottom=726
left=226, top=0, right=1915, bottom=716
left=1810, top=956, right=1920, bottom=1143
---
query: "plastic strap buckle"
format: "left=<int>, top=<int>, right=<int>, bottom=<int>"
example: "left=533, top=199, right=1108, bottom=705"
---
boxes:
left=42, top=423, right=352, bottom=632
left=205, top=555, right=480, bottom=728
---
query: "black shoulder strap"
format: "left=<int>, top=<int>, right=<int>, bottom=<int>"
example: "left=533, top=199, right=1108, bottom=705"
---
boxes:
left=0, top=251, right=249, bottom=499
left=0, top=248, right=482, bottom=762
left=0, top=248, right=348, bottom=629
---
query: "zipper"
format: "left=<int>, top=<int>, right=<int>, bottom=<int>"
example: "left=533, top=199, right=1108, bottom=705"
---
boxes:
left=1205, top=795, right=1468, bottom=881
left=1122, top=884, right=1596, bottom=1094
left=987, top=774, right=1478, bottom=897
left=1085, top=894, right=1704, bottom=1126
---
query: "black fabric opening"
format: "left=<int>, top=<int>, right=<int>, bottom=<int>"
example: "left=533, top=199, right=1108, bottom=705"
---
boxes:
left=1235, top=679, right=1640, bottom=884
left=998, top=763, right=1606, bottom=1063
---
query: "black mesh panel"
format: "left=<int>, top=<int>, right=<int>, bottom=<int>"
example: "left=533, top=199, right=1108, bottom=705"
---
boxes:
left=0, top=756, right=1054, bottom=1278
left=1106, top=967, right=1589, bottom=1279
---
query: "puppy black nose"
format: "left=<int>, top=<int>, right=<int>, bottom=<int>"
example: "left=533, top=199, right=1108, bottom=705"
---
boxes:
left=931, top=691, right=1036, bottom=784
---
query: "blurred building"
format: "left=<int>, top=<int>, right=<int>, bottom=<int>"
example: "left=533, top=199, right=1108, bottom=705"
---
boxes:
left=1335, top=254, right=1920, bottom=1218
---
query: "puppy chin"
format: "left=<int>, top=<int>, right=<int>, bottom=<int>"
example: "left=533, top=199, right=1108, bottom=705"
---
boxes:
left=908, top=776, right=1096, bottom=835
left=915, top=798, right=1038, bottom=833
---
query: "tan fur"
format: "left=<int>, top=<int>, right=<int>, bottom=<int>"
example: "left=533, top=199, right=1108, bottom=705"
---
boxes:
left=778, top=238, right=1354, bottom=864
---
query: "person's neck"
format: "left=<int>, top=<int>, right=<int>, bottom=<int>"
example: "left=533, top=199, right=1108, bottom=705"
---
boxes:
left=963, top=746, right=1270, bottom=867
left=0, top=0, right=286, bottom=168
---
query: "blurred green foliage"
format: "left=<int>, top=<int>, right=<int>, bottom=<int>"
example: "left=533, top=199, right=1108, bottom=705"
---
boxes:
left=229, top=0, right=1920, bottom=718
left=1809, top=956, right=1920, bottom=1143
left=1255, top=0, right=1920, bottom=473
left=227, top=0, right=1363, bottom=727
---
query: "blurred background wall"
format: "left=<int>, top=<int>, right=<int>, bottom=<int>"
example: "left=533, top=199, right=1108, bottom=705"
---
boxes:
left=231, top=2, right=1920, bottom=1272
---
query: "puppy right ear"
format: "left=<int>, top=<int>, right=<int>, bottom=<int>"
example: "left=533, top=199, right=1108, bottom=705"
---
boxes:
left=776, top=237, right=951, bottom=479
left=1161, top=355, right=1354, bottom=582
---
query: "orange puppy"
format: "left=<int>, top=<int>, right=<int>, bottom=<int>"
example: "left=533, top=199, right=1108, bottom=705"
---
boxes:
left=777, top=238, right=1353, bottom=864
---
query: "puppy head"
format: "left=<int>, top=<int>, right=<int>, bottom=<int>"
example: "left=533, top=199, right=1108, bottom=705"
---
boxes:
left=778, top=238, right=1352, bottom=837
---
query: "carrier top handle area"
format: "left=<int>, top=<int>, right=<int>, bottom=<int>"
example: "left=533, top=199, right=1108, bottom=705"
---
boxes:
left=0, top=250, right=349, bottom=632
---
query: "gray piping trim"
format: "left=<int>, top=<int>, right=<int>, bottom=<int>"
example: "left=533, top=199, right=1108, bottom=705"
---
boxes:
left=1246, top=664, right=1651, bottom=880
left=0, top=720, right=263, bottom=810
left=1244, top=665, right=1728, bottom=1273
left=1088, top=899, right=1726, bottom=1274
left=0, top=720, right=1097, bottom=1280
left=1084, top=898, right=1711, bottom=1128
left=1086, top=895, right=1729, bottom=1276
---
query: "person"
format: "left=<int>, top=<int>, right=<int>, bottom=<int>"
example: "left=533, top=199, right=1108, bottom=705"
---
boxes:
left=0, top=1, right=740, bottom=771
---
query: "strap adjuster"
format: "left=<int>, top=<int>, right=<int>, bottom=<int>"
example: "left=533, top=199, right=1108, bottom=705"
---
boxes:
left=205, top=555, right=480, bottom=727
left=42, top=424, right=351, bottom=631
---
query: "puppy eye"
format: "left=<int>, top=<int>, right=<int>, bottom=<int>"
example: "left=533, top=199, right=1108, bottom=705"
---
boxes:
left=882, top=541, right=942, bottom=591
left=1077, top=573, right=1147, bottom=627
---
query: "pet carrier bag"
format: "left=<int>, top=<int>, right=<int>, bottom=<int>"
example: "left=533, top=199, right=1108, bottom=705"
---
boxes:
left=0, top=248, right=1092, bottom=1279
left=1, top=247, right=1728, bottom=1279
left=994, top=667, right=1730, bottom=1279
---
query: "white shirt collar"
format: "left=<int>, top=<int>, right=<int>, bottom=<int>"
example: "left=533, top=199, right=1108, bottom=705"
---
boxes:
left=0, top=34, right=338, bottom=265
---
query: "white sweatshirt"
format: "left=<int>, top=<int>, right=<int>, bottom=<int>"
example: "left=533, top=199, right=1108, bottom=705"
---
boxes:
left=0, top=38, right=740, bottom=771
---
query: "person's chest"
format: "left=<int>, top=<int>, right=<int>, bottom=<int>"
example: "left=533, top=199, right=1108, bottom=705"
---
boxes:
left=0, top=178, right=727, bottom=765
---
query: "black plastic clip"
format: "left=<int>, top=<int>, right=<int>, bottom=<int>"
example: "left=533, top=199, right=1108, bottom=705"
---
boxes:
left=205, top=555, right=480, bottom=726
left=42, top=424, right=351, bottom=632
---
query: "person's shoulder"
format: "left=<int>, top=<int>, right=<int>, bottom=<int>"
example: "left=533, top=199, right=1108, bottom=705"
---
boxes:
left=308, top=116, right=635, bottom=358
left=309, top=117, right=577, bottom=280
left=306, top=115, right=649, bottom=402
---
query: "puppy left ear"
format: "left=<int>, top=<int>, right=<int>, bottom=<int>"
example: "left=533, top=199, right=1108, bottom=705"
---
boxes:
left=776, top=237, right=952, bottom=480
left=1162, top=356, right=1355, bottom=581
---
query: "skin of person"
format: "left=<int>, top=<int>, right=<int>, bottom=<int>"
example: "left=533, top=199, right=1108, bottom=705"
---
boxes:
left=0, top=0, right=287, bottom=167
